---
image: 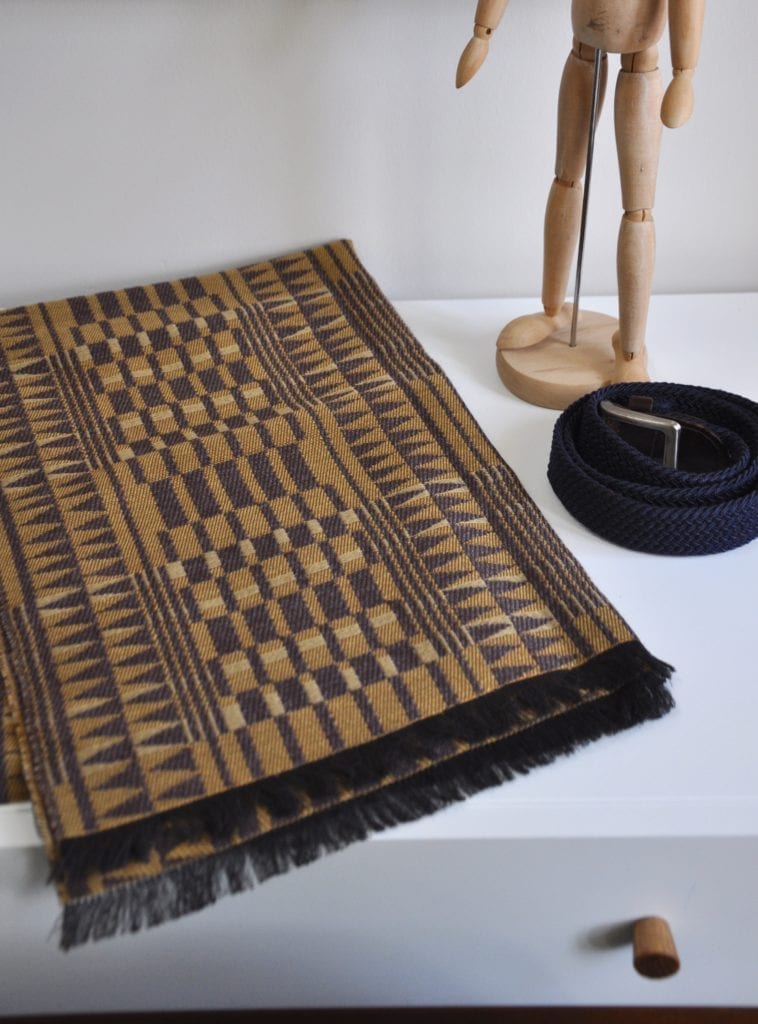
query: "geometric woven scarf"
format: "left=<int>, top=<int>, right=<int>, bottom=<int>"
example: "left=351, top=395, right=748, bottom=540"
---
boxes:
left=0, top=241, right=673, bottom=947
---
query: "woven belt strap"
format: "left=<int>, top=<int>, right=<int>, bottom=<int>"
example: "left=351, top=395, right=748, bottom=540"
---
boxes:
left=547, top=382, right=758, bottom=555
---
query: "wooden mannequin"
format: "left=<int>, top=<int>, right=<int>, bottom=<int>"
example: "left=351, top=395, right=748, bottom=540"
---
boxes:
left=457, top=0, right=705, bottom=409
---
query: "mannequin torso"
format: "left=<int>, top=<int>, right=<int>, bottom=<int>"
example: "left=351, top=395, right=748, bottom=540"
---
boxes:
left=571, top=0, right=668, bottom=55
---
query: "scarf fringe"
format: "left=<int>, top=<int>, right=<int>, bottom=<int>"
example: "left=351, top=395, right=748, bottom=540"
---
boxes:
left=60, top=641, right=673, bottom=949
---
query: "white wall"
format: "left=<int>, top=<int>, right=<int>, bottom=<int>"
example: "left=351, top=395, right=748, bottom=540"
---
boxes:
left=1, top=0, right=756, bottom=305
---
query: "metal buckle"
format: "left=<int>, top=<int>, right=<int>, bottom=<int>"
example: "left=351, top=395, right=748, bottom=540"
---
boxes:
left=600, top=399, right=681, bottom=469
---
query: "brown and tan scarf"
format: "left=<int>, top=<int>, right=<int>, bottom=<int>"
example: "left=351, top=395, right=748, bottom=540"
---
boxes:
left=0, top=241, right=672, bottom=947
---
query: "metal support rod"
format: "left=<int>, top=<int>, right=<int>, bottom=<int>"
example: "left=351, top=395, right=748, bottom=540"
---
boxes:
left=570, top=47, right=604, bottom=348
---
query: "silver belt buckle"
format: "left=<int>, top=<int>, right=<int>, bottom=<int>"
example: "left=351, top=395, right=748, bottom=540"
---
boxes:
left=600, top=399, right=681, bottom=469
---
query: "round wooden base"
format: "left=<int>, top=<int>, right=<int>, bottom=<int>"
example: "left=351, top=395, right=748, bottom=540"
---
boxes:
left=496, top=309, right=649, bottom=410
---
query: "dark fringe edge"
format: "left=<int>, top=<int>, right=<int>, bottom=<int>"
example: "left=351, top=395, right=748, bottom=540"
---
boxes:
left=59, top=642, right=673, bottom=949
left=56, top=642, right=668, bottom=884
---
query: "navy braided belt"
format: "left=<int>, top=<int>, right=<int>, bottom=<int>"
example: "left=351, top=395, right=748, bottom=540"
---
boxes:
left=548, top=382, right=758, bottom=555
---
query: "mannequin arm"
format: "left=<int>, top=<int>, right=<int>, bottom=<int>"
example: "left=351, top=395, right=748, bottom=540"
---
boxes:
left=456, top=0, right=510, bottom=88
left=662, top=0, right=705, bottom=128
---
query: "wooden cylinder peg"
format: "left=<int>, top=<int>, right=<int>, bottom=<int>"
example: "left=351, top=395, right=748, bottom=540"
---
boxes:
left=633, top=916, right=680, bottom=979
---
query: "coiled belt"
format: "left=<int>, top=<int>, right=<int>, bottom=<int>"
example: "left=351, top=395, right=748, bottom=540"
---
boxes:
left=548, top=382, right=758, bottom=555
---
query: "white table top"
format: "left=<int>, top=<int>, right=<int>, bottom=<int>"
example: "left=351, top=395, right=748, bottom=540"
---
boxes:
left=2, top=292, right=757, bottom=848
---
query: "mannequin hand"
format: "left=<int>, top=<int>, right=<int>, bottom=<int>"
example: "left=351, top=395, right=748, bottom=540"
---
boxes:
left=456, top=36, right=490, bottom=88
left=456, top=0, right=510, bottom=88
left=661, top=69, right=695, bottom=128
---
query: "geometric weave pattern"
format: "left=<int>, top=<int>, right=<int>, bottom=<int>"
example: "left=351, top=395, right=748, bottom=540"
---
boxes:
left=0, top=241, right=672, bottom=945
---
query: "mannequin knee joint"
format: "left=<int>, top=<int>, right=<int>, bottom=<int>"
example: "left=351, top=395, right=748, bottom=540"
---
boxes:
left=623, top=209, right=653, bottom=223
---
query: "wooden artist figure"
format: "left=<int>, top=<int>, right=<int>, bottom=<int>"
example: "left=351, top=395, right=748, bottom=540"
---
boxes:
left=457, top=0, right=705, bottom=409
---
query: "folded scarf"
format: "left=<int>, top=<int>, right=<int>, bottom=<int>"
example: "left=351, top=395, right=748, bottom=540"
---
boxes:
left=0, top=240, right=672, bottom=947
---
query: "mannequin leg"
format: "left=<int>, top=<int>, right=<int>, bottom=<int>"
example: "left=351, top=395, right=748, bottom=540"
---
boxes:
left=543, top=41, right=608, bottom=316
left=499, top=40, right=607, bottom=350
left=613, top=46, right=663, bottom=377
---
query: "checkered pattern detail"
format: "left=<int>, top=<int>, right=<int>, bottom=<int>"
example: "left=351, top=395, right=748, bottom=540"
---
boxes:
left=0, top=241, right=638, bottom=916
